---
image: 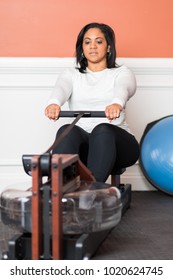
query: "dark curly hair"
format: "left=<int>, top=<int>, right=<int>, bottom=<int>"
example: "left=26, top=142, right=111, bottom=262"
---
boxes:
left=76, top=22, right=119, bottom=73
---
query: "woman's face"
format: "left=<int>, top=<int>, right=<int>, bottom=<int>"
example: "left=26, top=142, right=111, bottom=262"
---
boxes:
left=82, top=28, right=110, bottom=69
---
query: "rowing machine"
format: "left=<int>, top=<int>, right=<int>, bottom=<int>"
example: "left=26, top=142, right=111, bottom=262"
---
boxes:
left=0, top=111, right=131, bottom=260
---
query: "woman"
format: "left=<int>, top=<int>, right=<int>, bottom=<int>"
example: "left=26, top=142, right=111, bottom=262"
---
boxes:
left=45, top=22, right=139, bottom=182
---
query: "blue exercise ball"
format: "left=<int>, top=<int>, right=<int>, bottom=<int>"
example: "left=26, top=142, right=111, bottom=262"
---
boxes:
left=140, top=115, right=173, bottom=195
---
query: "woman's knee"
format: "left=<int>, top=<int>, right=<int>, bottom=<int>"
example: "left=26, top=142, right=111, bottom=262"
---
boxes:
left=56, top=124, right=69, bottom=135
left=91, top=123, right=114, bottom=135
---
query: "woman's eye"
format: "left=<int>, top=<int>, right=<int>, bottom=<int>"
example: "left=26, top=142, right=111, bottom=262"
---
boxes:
left=84, top=41, right=90, bottom=45
left=97, top=40, right=103, bottom=44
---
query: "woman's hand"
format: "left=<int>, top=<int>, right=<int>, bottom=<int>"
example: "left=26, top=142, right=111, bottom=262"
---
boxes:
left=45, top=104, right=61, bottom=121
left=105, top=103, right=122, bottom=120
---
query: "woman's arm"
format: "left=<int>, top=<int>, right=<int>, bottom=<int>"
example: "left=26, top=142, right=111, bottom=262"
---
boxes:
left=105, top=67, right=136, bottom=120
left=112, top=67, right=136, bottom=108
left=45, top=69, right=73, bottom=120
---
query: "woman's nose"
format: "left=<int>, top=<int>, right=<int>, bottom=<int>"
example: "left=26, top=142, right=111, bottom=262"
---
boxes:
left=90, top=41, right=97, bottom=48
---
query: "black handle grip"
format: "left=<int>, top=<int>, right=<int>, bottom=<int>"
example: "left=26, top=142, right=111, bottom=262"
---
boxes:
left=59, top=111, right=105, bottom=118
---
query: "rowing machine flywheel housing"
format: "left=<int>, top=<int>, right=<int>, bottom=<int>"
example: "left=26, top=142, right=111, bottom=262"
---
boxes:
left=0, top=181, right=122, bottom=235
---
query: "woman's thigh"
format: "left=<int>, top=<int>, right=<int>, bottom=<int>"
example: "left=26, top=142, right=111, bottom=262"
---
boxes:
left=89, top=123, right=139, bottom=168
left=52, top=124, right=89, bottom=164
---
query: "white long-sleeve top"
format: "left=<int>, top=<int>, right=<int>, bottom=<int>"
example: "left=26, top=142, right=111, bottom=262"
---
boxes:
left=48, top=65, right=136, bottom=133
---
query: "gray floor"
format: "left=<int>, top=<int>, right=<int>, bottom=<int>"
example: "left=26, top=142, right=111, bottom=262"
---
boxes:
left=93, top=191, right=173, bottom=259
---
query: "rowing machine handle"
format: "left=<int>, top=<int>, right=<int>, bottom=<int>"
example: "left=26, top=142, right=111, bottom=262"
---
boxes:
left=59, top=111, right=105, bottom=118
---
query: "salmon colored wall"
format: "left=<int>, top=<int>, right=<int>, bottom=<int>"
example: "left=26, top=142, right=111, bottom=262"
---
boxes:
left=0, top=0, right=173, bottom=57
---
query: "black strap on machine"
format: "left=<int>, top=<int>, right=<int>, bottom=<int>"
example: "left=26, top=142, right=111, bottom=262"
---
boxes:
left=46, top=111, right=85, bottom=153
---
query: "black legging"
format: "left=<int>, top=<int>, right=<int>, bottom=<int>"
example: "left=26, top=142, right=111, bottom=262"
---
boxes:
left=53, top=123, right=139, bottom=182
